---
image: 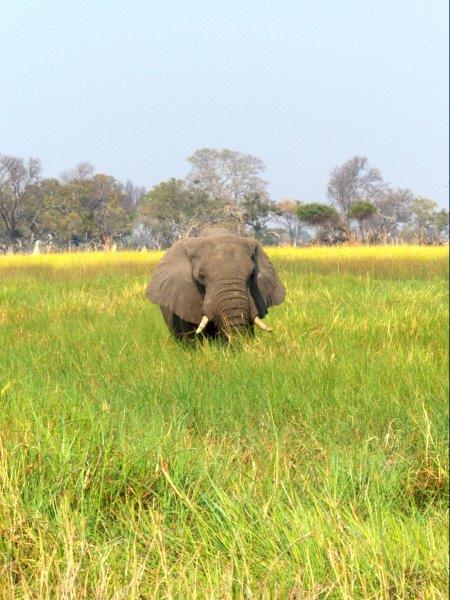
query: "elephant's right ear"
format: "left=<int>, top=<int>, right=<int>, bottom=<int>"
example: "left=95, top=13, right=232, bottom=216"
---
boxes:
left=146, top=239, right=203, bottom=324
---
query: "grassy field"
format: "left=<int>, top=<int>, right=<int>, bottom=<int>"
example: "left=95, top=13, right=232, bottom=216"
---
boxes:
left=0, top=246, right=448, bottom=599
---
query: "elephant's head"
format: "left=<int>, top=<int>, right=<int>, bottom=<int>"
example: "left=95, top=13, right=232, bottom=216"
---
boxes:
left=146, top=231, right=285, bottom=335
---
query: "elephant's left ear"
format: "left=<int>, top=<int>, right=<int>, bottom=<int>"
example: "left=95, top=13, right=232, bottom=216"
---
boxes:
left=251, top=242, right=286, bottom=310
left=146, top=239, right=203, bottom=324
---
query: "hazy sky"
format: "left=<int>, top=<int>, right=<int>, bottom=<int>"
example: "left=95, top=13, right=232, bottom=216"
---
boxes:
left=1, top=1, right=448, bottom=206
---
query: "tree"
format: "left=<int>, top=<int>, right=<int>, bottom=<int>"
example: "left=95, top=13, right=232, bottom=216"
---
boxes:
left=26, top=178, right=70, bottom=246
left=137, top=178, right=217, bottom=248
left=327, top=156, right=386, bottom=217
left=60, top=161, right=94, bottom=183
left=368, top=188, right=414, bottom=242
left=297, top=203, right=340, bottom=225
left=124, top=180, right=146, bottom=207
left=347, top=200, right=377, bottom=242
left=434, top=209, right=450, bottom=241
left=240, top=192, right=276, bottom=240
left=297, top=203, right=342, bottom=244
left=186, top=148, right=268, bottom=231
left=60, top=166, right=135, bottom=249
left=81, top=174, right=134, bottom=248
left=402, top=197, right=449, bottom=244
left=276, top=199, right=306, bottom=246
left=0, top=154, right=41, bottom=250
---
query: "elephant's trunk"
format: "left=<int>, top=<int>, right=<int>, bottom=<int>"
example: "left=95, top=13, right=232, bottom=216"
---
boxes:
left=208, top=275, right=254, bottom=329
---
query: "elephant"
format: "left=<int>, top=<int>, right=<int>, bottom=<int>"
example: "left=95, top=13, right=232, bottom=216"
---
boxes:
left=146, top=227, right=286, bottom=340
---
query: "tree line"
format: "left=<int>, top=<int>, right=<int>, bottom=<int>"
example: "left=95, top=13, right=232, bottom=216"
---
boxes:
left=0, top=149, right=447, bottom=253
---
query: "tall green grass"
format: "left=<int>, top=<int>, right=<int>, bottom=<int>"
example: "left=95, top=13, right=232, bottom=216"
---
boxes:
left=0, top=246, right=448, bottom=598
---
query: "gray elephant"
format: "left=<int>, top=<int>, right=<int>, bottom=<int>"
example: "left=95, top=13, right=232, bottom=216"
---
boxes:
left=146, top=228, right=286, bottom=340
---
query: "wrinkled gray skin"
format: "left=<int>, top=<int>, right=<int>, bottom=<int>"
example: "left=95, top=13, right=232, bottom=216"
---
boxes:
left=146, top=228, right=286, bottom=340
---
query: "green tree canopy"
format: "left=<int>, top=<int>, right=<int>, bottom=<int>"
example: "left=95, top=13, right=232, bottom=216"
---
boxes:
left=137, top=178, right=219, bottom=247
left=347, top=200, right=377, bottom=242
left=348, top=200, right=377, bottom=221
left=297, top=203, right=340, bottom=225
left=62, top=170, right=134, bottom=248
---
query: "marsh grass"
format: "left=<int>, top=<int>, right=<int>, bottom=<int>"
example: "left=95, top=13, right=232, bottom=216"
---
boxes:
left=0, top=246, right=448, bottom=598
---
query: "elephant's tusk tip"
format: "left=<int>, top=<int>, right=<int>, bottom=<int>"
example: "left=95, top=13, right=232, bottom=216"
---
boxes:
left=196, top=315, right=209, bottom=334
left=254, top=316, right=272, bottom=332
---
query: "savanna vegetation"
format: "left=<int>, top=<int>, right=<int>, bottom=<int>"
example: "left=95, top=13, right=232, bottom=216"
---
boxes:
left=1, top=150, right=448, bottom=253
left=0, top=246, right=448, bottom=598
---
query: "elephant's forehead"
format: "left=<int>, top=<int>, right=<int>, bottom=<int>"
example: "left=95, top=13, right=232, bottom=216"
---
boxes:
left=196, top=236, right=248, bottom=258
left=198, top=234, right=244, bottom=244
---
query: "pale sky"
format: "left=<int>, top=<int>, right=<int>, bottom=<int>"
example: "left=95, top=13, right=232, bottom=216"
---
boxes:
left=1, top=1, right=448, bottom=206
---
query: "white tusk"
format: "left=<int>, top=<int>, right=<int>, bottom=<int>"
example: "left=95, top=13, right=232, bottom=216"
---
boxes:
left=196, top=315, right=209, bottom=334
left=254, top=316, right=272, bottom=332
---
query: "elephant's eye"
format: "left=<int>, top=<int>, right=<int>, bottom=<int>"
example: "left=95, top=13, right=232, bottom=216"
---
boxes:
left=197, top=272, right=205, bottom=283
